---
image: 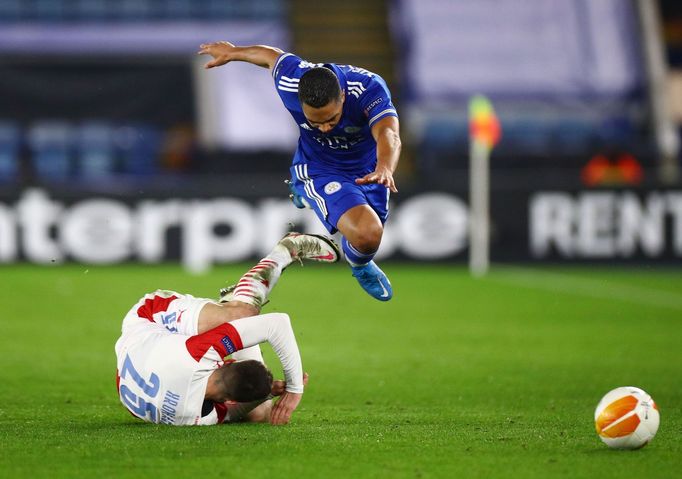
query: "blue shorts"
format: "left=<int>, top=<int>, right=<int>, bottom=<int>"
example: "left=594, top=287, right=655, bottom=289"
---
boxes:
left=290, top=162, right=390, bottom=234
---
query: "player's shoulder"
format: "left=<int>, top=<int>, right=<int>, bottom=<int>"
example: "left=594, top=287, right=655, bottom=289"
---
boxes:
left=338, top=65, right=398, bottom=126
left=339, top=65, right=392, bottom=103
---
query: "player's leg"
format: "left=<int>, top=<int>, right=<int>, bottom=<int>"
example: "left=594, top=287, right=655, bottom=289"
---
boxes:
left=287, top=166, right=392, bottom=300
left=336, top=204, right=393, bottom=301
left=198, top=232, right=340, bottom=333
left=226, top=232, right=339, bottom=305
left=201, top=232, right=338, bottom=382
left=336, top=204, right=383, bottom=255
left=285, top=178, right=309, bottom=209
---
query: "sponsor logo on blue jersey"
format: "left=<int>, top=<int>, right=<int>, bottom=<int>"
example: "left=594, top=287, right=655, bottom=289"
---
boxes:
left=313, top=135, right=363, bottom=150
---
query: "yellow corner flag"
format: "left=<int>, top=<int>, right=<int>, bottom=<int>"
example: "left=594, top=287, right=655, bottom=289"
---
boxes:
left=469, top=95, right=501, bottom=150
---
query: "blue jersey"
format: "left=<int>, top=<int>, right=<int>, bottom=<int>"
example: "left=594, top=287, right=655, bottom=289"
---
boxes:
left=272, top=52, right=398, bottom=175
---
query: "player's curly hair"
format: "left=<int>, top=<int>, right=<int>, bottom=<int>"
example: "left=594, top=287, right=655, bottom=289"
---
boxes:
left=217, top=360, right=273, bottom=402
left=298, top=67, right=342, bottom=108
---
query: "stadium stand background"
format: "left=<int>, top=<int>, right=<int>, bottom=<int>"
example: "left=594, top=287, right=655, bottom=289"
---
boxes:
left=0, top=0, right=679, bottom=187
left=0, top=0, right=291, bottom=187
left=0, top=0, right=681, bottom=267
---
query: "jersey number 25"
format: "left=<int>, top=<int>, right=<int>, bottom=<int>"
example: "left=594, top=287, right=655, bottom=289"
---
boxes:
left=119, top=354, right=161, bottom=421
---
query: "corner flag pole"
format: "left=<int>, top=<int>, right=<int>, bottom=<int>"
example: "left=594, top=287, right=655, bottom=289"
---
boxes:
left=468, top=95, right=501, bottom=277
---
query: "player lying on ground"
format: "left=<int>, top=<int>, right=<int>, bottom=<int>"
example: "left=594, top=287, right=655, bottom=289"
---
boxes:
left=114, top=233, right=339, bottom=426
left=198, top=41, right=402, bottom=302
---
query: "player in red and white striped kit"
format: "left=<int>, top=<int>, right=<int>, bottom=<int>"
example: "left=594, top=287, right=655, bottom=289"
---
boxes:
left=114, top=233, right=339, bottom=426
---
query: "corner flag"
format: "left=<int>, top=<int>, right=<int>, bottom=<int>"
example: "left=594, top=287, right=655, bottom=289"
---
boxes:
left=468, top=95, right=501, bottom=276
left=469, top=95, right=501, bottom=150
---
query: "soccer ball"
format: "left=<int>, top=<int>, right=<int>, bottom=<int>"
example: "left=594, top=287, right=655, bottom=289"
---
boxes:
left=594, top=386, right=659, bottom=449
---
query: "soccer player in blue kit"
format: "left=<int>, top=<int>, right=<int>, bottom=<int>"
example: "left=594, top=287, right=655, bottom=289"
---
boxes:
left=199, top=41, right=402, bottom=301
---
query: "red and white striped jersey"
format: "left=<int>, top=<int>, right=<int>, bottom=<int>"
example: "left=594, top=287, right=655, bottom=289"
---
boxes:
left=114, top=290, right=304, bottom=426
left=115, top=291, right=241, bottom=425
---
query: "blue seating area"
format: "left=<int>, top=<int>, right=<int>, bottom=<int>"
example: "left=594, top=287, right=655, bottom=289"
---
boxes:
left=0, top=121, right=20, bottom=182
left=28, top=121, right=74, bottom=181
left=411, top=104, right=639, bottom=170
left=0, top=0, right=286, bottom=22
left=0, top=120, right=168, bottom=184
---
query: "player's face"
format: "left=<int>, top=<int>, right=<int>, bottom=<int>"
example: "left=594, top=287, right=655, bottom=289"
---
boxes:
left=302, top=93, right=345, bottom=133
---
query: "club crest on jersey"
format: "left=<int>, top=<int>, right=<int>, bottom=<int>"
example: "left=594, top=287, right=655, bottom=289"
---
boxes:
left=324, top=181, right=342, bottom=195
left=344, top=126, right=361, bottom=134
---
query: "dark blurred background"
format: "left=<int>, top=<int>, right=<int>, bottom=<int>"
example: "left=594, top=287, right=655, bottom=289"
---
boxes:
left=0, top=0, right=681, bottom=269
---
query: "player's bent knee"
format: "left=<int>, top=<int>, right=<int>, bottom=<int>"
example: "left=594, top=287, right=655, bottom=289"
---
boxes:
left=223, top=302, right=260, bottom=320
left=351, top=224, right=383, bottom=253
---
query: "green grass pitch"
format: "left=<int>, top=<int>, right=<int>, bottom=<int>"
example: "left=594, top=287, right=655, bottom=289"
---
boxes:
left=0, top=263, right=680, bottom=478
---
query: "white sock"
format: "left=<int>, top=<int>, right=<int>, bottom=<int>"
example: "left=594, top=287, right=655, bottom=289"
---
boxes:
left=231, top=246, right=292, bottom=308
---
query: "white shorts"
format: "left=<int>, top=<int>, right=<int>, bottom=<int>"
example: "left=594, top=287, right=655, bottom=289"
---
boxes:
left=120, top=290, right=214, bottom=337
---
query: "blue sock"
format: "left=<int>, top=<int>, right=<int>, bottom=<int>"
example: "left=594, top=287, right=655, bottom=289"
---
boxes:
left=342, top=237, right=375, bottom=267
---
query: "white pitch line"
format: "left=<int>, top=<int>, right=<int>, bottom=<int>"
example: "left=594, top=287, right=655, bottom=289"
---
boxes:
left=488, top=267, right=682, bottom=312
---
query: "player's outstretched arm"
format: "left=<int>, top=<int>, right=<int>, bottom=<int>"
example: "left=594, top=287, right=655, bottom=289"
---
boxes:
left=227, top=313, right=305, bottom=424
left=356, top=116, right=401, bottom=193
left=198, top=41, right=283, bottom=70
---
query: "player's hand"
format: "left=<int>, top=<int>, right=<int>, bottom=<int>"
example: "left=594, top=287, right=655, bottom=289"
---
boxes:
left=198, top=41, right=237, bottom=69
left=269, top=373, right=308, bottom=425
left=270, top=391, right=302, bottom=425
left=355, top=167, right=398, bottom=193
left=271, top=373, right=309, bottom=397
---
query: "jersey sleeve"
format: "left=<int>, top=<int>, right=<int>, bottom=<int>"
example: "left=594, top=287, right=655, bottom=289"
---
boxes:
left=184, top=313, right=304, bottom=394
left=229, top=313, right=304, bottom=394
left=357, top=75, right=399, bottom=128
left=185, top=322, right=244, bottom=362
left=272, top=53, right=305, bottom=109
left=272, top=52, right=304, bottom=82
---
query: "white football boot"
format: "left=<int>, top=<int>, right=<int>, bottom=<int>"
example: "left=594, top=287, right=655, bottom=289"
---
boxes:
left=219, top=232, right=340, bottom=303
left=277, top=232, right=340, bottom=264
